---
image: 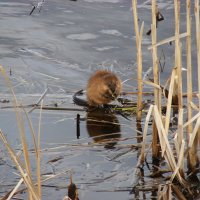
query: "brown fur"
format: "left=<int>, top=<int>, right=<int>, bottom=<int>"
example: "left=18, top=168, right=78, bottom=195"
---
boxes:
left=87, top=70, right=122, bottom=106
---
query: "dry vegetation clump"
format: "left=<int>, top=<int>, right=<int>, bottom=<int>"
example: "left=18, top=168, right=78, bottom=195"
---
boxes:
left=132, top=0, right=200, bottom=199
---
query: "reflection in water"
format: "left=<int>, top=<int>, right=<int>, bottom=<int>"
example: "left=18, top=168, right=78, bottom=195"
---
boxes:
left=136, top=121, right=143, bottom=144
left=86, top=109, right=121, bottom=149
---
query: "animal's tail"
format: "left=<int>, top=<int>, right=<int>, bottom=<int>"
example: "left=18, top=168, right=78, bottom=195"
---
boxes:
left=73, top=90, right=89, bottom=107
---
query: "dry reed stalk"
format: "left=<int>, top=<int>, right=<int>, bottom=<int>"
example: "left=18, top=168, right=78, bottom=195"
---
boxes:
left=28, top=88, right=48, bottom=113
left=170, top=139, right=185, bottom=181
left=151, top=0, right=161, bottom=111
left=140, top=105, right=154, bottom=163
left=190, top=101, right=199, bottom=111
left=171, top=184, right=187, bottom=200
left=153, top=106, right=187, bottom=186
left=188, top=146, right=199, bottom=172
left=0, top=131, right=40, bottom=200
left=174, top=132, right=185, bottom=178
left=131, top=161, right=142, bottom=188
left=5, top=169, right=71, bottom=199
left=177, top=109, right=184, bottom=154
left=0, top=65, right=36, bottom=199
left=22, top=107, right=43, bottom=198
left=37, top=100, right=44, bottom=198
left=174, top=0, right=183, bottom=109
left=188, top=116, right=200, bottom=148
left=143, top=80, right=161, bottom=89
left=22, top=107, right=39, bottom=159
left=186, top=0, right=193, bottom=133
left=151, top=0, right=161, bottom=160
left=195, top=0, right=200, bottom=160
left=164, top=69, right=176, bottom=135
left=162, top=69, right=176, bottom=156
left=183, top=111, right=200, bottom=128
left=186, top=0, right=200, bottom=172
left=158, top=182, right=172, bottom=200
left=6, top=176, right=25, bottom=200
left=173, top=1, right=186, bottom=174
left=148, top=32, right=188, bottom=50
left=195, top=0, right=200, bottom=107
left=132, top=0, right=143, bottom=122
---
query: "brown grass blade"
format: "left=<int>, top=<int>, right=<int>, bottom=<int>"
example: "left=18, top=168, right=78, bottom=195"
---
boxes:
left=0, top=65, right=34, bottom=199
left=176, top=108, right=184, bottom=154
left=140, top=105, right=154, bottom=163
left=143, top=80, right=161, bottom=90
left=172, top=184, right=187, bottom=200
left=158, top=182, right=172, bottom=200
left=148, top=32, right=188, bottom=50
left=153, top=106, right=187, bottom=186
left=0, top=130, right=40, bottom=199
left=170, top=140, right=185, bottom=181
left=22, top=107, right=39, bottom=158
left=188, top=117, right=200, bottom=148
left=6, top=176, right=24, bottom=200
left=164, top=68, right=176, bottom=135
left=183, top=111, right=200, bottom=129
left=37, top=100, right=44, bottom=198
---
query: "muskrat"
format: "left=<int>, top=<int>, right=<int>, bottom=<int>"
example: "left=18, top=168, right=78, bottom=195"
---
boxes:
left=87, top=70, right=122, bottom=106
left=73, top=70, right=122, bottom=107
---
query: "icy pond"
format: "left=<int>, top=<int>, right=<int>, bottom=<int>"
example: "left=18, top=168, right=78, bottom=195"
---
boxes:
left=0, top=0, right=199, bottom=199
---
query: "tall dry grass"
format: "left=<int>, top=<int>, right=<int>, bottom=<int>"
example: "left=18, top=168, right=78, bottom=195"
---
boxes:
left=0, top=65, right=42, bottom=199
left=132, top=0, right=200, bottom=198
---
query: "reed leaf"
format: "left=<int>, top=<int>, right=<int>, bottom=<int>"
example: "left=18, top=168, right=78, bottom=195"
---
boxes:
left=188, top=117, right=200, bottom=148
left=170, top=140, right=185, bottom=181
left=6, top=176, right=25, bottom=200
left=148, top=32, right=188, bottom=50
left=153, top=106, right=187, bottom=186
left=0, top=65, right=35, bottom=199
left=164, top=68, right=176, bottom=135
left=0, top=130, right=40, bottom=199
left=140, top=105, right=154, bottom=163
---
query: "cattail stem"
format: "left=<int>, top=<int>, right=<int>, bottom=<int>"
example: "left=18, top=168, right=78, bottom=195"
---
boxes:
left=132, top=0, right=143, bottom=122
left=151, top=0, right=161, bottom=159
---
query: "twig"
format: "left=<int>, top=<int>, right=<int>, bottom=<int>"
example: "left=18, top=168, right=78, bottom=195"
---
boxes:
left=28, top=88, right=49, bottom=113
left=148, top=32, right=188, bottom=50
left=2, top=169, right=71, bottom=199
left=1, top=105, right=86, bottom=112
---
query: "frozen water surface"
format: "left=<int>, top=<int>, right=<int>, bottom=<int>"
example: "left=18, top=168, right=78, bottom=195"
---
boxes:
left=0, top=0, right=198, bottom=199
